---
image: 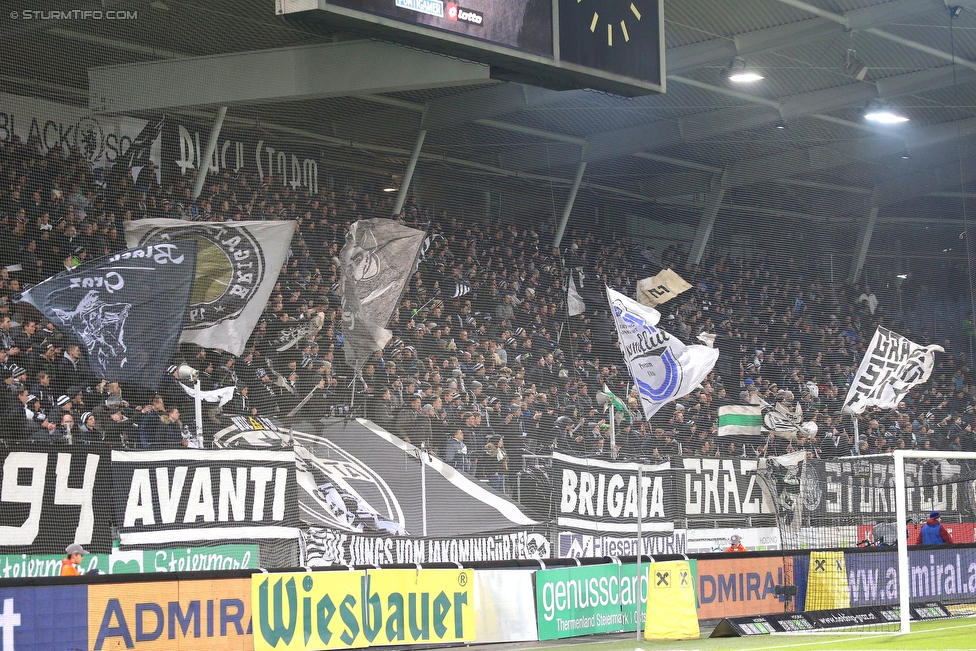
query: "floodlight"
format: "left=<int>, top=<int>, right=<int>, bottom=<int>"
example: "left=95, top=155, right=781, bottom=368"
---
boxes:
left=726, top=58, right=763, bottom=83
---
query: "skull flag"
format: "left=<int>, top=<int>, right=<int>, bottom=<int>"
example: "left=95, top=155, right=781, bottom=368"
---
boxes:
left=340, top=219, right=426, bottom=372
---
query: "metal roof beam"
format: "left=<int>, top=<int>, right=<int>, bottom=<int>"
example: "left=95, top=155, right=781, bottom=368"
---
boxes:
left=638, top=114, right=976, bottom=198
left=773, top=0, right=976, bottom=71
left=583, top=62, right=976, bottom=164
left=89, top=40, right=493, bottom=113
left=420, top=84, right=574, bottom=130
left=669, top=0, right=939, bottom=73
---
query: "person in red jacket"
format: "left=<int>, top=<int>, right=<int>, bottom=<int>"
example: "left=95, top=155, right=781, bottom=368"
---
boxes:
left=60, top=543, right=87, bottom=576
left=920, top=511, right=954, bottom=545
left=724, top=534, right=747, bottom=552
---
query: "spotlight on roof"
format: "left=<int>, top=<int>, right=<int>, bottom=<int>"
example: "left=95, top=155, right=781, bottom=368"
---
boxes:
left=382, top=187, right=398, bottom=192
left=726, top=58, right=764, bottom=83
left=840, top=49, right=868, bottom=81
left=864, top=100, right=909, bottom=124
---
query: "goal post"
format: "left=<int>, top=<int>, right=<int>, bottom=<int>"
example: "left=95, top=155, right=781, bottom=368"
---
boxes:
left=894, top=449, right=976, bottom=634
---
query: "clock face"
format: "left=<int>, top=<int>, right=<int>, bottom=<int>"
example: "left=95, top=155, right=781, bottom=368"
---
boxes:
left=558, top=0, right=661, bottom=83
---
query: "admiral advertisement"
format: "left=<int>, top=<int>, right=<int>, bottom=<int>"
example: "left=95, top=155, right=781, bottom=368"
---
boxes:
left=215, top=416, right=539, bottom=562
left=695, top=555, right=793, bottom=619
left=112, top=449, right=300, bottom=547
left=552, top=451, right=675, bottom=535
left=0, top=448, right=112, bottom=555
left=0, top=92, right=152, bottom=170
left=844, top=547, right=976, bottom=607
left=161, top=117, right=321, bottom=195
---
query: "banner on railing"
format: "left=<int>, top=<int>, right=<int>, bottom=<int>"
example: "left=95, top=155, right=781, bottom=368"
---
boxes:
left=0, top=448, right=112, bottom=554
left=112, top=449, right=300, bottom=547
left=552, top=452, right=675, bottom=535
left=302, top=526, right=550, bottom=566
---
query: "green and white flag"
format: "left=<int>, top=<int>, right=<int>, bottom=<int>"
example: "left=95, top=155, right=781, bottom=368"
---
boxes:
left=718, top=405, right=762, bottom=436
left=601, top=384, right=632, bottom=423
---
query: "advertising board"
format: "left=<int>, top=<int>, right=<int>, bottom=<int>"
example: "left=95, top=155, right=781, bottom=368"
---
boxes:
left=252, top=569, right=474, bottom=651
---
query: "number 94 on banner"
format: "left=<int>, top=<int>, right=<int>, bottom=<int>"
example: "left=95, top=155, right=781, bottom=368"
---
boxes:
left=252, top=569, right=475, bottom=650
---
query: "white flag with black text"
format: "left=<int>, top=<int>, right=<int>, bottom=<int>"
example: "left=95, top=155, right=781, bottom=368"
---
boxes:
left=636, top=268, right=692, bottom=308
left=842, top=327, right=943, bottom=414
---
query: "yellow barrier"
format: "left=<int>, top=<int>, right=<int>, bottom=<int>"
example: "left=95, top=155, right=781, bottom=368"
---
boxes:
left=252, top=569, right=475, bottom=651
left=806, top=551, right=849, bottom=611
left=644, top=560, right=699, bottom=640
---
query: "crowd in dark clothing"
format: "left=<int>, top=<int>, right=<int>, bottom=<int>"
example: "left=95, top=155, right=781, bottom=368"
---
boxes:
left=1, top=136, right=976, bottom=486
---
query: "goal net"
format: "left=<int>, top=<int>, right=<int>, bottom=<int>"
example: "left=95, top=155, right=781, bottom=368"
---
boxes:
left=758, top=449, right=976, bottom=634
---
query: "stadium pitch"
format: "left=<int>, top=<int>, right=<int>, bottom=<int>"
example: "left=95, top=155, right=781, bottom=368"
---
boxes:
left=476, top=617, right=976, bottom=651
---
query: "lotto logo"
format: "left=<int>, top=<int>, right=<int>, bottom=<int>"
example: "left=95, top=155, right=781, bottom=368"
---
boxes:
left=444, top=2, right=483, bottom=24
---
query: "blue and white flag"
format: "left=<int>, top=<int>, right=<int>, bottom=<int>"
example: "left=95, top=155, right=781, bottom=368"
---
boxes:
left=607, top=286, right=719, bottom=419
left=18, top=241, right=198, bottom=388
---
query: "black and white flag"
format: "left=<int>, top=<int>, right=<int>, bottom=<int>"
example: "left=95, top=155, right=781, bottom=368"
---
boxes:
left=842, top=327, right=943, bottom=414
left=125, top=219, right=296, bottom=356
left=567, top=274, right=586, bottom=316
left=18, top=241, right=198, bottom=388
left=452, top=280, right=472, bottom=299
left=340, top=218, right=426, bottom=373
left=122, top=115, right=164, bottom=184
left=112, top=448, right=300, bottom=547
left=275, top=312, right=325, bottom=352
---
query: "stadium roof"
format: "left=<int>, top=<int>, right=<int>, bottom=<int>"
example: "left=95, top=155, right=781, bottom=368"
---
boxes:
left=6, top=0, right=976, bottom=274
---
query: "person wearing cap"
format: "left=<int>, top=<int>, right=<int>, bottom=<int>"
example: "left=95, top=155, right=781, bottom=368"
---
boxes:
left=920, top=511, right=954, bottom=545
left=61, top=543, right=88, bottom=576
left=725, top=534, right=747, bottom=552
left=78, top=411, right=106, bottom=445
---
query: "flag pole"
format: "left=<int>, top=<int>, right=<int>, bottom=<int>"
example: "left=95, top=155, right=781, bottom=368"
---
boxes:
left=610, top=408, right=617, bottom=460
left=287, top=384, right=319, bottom=418
left=636, top=464, right=643, bottom=641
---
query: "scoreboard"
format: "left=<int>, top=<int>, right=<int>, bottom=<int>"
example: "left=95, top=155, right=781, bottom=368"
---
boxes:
left=275, top=0, right=664, bottom=97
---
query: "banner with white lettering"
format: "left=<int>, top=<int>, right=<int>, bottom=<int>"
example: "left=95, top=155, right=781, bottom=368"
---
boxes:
left=552, top=451, right=676, bottom=535
left=301, top=527, right=552, bottom=566
left=160, top=117, right=321, bottom=195
left=111, top=449, right=300, bottom=547
left=807, top=455, right=976, bottom=520
left=0, top=92, right=150, bottom=170
left=0, top=447, right=112, bottom=554
left=842, top=327, right=943, bottom=414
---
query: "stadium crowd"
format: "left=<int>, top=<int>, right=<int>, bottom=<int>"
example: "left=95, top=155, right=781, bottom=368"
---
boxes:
left=1, top=136, right=976, bottom=492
